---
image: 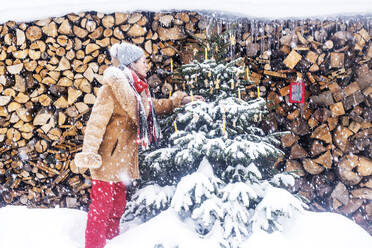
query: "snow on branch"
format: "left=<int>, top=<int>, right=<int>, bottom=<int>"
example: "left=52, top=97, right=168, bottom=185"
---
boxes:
left=250, top=184, right=305, bottom=233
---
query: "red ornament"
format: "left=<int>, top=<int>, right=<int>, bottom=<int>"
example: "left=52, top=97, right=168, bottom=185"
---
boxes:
left=289, top=80, right=305, bottom=103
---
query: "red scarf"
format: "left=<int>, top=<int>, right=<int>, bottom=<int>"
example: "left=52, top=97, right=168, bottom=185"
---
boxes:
left=130, top=70, right=161, bottom=149
left=131, top=71, right=149, bottom=94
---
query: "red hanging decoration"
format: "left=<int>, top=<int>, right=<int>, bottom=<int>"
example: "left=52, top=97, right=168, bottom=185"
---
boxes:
left=289, top=79, right=305, bottom=103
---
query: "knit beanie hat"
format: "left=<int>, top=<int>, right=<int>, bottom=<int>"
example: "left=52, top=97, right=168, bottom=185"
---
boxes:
left=109, top=43, right=144, bottom=67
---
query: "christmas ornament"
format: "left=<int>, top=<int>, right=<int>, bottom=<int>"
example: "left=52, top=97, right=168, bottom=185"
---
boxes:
left=289, top=79, right=305, bottom=103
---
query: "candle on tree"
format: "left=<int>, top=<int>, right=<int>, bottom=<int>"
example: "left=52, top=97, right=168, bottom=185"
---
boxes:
left=246, top=67, right=250, bottom=81
left=215, top=79, right=220, bottom=89
left=222, top=114, right=226, bottom=135
left=222, top=107, right=226, bottom=135
left=173, top=120, right=178, bottom=132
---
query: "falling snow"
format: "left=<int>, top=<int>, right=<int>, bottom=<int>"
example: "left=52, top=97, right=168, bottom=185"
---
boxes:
left=1, top=0, right=372, bottom=247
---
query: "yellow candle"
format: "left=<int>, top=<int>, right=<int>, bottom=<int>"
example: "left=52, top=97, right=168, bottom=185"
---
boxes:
left=169, top=90, right=172, bottom=97
left=222, top=113, right=226, bottom=135
left=204, top=47, right=207, bottom=60
left=173, top=120, right=178, bottom=132
left=170, top=58, right=173, bottom=73
left=204, top=79, right=208, bottom=88
left=238, top=88, right=241, bottom=99
left=246, top=67, right=250, bottom=81
left=190, top=90, right=194, bottom=102
left=257, top=85, right=260, bottom=98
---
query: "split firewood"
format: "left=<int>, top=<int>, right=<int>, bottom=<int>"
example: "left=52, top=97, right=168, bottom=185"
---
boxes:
left=73, top=25, right=88, bottom=39
left=357, top=157, right=372, bottom=177
left=313, top=150, right=332, bottom=169
left=310, top=140, right=327, bottom=156
left=26, top=26, right=42, bottom=41
left=331, top=182, right=349, bottom=208
left=285, top=159, right=305, bottom=176
left=281, top=133, right=299, bottom=148
left=334, top=126, right=353, bottom=152
left=303, top=158, right=324, bottom=175
left=290, top=143, right=308, bottom=159
left=311, top=124, right=332, bottom=143
left=102, top=15, right=115, bottom=29
left=7, top=63, right=23, bottom=74
left=35, top=140, right=48, bottom=153
left=351, top=188, right=372, bottom=200
left=330, top=102, right=345, bottom=116
left=283, top=50, right=302, bottom=69
left=337, top=155, right=362, bottom=186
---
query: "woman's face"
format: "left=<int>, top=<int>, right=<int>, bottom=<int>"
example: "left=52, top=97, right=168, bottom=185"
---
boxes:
left=130, top=55, right=148, bottom=79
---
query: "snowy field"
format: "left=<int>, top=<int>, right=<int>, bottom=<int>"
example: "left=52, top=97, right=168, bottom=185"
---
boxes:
left=0, top=0, right=372, bottom=247
left=0, top=205, right=371, bottom=248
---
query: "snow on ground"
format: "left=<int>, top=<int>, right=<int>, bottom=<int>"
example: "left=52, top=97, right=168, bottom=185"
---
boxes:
left=0, top=205, right=371, bottom=248
left=0, top=206, right=86, bottom=248
left=107, top=209, right=221, bottom=248
left=1, top=0, right=372, bottom=23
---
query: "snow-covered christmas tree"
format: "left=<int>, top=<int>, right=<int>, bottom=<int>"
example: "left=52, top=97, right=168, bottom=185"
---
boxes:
left=123, top=29, right=306, bottom=247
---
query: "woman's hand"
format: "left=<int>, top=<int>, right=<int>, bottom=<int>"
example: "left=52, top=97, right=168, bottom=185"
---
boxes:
left=181, top=95, right=205, bottom=105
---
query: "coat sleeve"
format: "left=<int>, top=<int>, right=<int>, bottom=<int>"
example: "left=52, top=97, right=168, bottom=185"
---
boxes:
left=74, top=85, right=114, bottom=169
left=153, top=91, right=187, bottom=115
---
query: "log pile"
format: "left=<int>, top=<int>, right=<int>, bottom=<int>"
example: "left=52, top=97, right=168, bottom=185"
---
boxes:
left=234, top=19, right=372, bottom=234
left=0, top=11, right=371, bottom=234
left=0, top=11, right=205, bottom=209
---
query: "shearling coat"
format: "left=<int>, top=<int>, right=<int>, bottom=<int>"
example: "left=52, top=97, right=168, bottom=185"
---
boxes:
left=74, top=66, right=186, bottom=182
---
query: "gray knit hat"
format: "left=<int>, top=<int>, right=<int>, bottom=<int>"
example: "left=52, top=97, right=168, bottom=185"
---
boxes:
left=109, top=43, right=144, bottom=66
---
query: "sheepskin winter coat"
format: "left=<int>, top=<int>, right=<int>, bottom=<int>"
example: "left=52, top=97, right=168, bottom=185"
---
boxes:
left=74, top=66, right=186, bottom=182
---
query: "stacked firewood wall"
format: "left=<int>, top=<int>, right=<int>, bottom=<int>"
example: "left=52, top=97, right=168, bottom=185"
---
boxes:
left=0, top=12, right=370, bottom=233
left=0, top=11, right=206, bottom=210
left=237, top=18, right=372, bottom=234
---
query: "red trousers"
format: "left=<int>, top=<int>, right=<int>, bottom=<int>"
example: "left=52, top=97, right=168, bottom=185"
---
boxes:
left=85, top=180, right=127, bottom=248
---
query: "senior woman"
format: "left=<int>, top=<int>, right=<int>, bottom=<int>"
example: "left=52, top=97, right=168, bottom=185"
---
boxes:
left=74, top=42, right=202, bottom=248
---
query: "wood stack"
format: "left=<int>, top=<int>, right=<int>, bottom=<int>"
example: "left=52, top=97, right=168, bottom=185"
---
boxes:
left=235, top=19, right=372, bottom=234
left=0, top=11, right=204, bottom=209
